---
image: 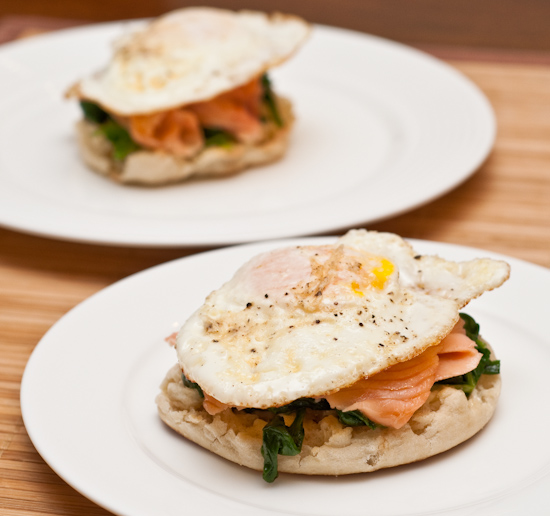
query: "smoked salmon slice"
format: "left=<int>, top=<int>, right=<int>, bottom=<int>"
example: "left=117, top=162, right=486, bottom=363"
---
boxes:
left=188, top=78, right=264, bottom=144
left=126, top=77, right=265, bottom=158
left=129, top=109, right=204, bottom=158
left=435, top=327, right=482, bottom=382
left=325, top=321, right=482, bottom=429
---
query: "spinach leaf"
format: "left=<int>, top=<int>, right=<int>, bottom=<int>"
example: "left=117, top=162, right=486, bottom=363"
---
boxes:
left=435, top=313, right=500, bottom=397
left=203, top=127, right=235, bottom=148
left=261, top=74, right=283, bottom=127
left=80, top=101, right=141, bottom=160
left=80, top=101, right=109, bottom=124
left=260, top=401, right=380, bottom=482
left=460, top=312, right=480, bottom=341
left=288, top=408, right=306, bottom=449
left=483, top=360, right=501, bottom=375
left=269, top=397, right=330, bottom=414
left=181, top=374, right=204, bottom=398
left=336, top=409, right=378, bottom=429
left=97, top=120, right=141, bottom=161
left=261, top=410, right=305, bottom=483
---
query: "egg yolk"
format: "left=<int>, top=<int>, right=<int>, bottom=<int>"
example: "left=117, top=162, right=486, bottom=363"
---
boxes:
left=350, top=257, right=394, bottom=295
left=371, top=258, right=394, bottom=289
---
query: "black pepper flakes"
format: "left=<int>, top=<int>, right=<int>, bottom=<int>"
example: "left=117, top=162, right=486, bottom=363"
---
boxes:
left=379, top=343, right=385, bottom=347
left=265, top=294, right=269, bottom=298
left=359, top=322, right=364, bottom=327
left=315, top=319, right=321, bottom=324
left=246, top=302, right=252, bottom=308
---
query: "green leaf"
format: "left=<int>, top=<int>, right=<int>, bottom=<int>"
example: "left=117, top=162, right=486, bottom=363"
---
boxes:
left=80, top=101, right=109, bottom=124
left=181, top=374, right=204, bottom=398
left=336, top=409, right=378, bottom=429
left=80, top=101, right=141, bottom=160
left=288, top=408, right=306, bottom=449
left=268, top=398, right=330, bottom=414
left=261, top=74, right=283, bottom=127
left=484, top=361, right=501, bottom=375
left=459, top=312, right=480, bottom=341
left=260, top=403, right=379, bottom=482
left=202, top=127, right=235, bottom=148
left=97, top=120, right=141, bottom=161
left=261, top=411, right=305, bottom=483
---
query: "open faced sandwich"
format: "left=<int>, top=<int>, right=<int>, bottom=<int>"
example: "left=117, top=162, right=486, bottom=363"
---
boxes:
left=67, top=7, right=310, bottom=184
left=156, top=230, right=510, bottom=482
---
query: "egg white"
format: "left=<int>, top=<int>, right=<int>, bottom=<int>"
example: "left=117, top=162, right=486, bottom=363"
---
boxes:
left=176, top=230, right=510, bottom=408
left=74, top=7, right=310, bottom=115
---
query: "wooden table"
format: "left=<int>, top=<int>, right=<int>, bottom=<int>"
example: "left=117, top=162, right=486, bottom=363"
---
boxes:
left=1, top=13, right=549, bottom=516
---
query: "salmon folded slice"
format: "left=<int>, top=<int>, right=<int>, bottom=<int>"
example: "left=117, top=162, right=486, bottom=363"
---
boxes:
left=129, top=109, right=204, bottom=158
left=126, top=77, right=264, bottom=157
left=188, top=78, right=264, bottom=144
left=325, top=321, right=482, bottom=429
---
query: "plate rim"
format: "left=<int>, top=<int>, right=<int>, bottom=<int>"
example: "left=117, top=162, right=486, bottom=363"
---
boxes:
left=20, top=236, right=550, bottom=516
left=0, top=21, right=495, bottom=247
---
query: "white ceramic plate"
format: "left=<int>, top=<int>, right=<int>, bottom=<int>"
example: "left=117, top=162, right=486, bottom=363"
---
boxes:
left=0, top=22, right=494, bottom=247
left=21, top=237, right=550, bottom=515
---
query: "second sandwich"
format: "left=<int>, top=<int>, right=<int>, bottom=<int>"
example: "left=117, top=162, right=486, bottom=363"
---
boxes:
left=67, top=7, right=310, bottom=184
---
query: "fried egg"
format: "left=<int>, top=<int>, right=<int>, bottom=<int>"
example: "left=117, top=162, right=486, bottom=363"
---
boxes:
left=73, top=8, right=310, bottom=115
left=176, top=230, right=510, bottom=408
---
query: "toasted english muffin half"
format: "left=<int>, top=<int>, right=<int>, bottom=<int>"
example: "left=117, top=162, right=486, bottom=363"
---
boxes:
left=156, top=357, right=500, bottom=477
left=75, top=96, right=293, bottom=185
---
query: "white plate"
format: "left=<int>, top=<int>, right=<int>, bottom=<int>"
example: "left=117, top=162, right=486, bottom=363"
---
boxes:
left=21, top=237, right=550, bottom=516
left=0, top=22, right=494, bottom=247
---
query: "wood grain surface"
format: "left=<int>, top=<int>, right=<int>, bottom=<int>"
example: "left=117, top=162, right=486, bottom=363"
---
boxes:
left=2, top=0, right=550, bottom=51
left=0, top=10, right=549, bottom=516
